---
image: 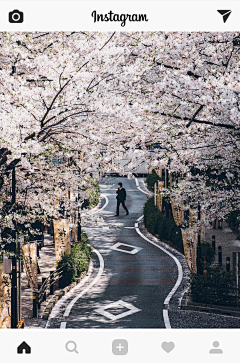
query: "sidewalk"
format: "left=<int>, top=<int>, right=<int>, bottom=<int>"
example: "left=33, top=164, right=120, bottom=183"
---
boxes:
left=205, top=221, right=240, bottom=271
left=21, top=234, right=56, bottom=328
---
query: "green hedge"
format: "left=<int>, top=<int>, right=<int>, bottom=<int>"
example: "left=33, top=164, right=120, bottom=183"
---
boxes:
left=191, top=266, right=236, bottom=307
left=58, top=233, right=92, bottom=288
left=144, top=197, right=184, bottom=253
left=82, top=180, right=100, bottom=209
left=146, top=170, right=164, bottom=191
left=88, top=181, right=100, bottom=208
left=200, top=243, right=215, bottom=264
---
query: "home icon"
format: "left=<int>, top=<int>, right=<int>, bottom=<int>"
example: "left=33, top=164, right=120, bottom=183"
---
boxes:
left=17, top=341, right=31, bottom=354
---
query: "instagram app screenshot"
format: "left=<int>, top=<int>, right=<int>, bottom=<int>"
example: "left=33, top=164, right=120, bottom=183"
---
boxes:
left=0, top=0, right=239, bottom=361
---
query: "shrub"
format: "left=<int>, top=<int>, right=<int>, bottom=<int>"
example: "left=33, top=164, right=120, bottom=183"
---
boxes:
left=200, top=242, right=215, bottom=267
left=58, top=232, right=92, bottom=288
left=146, top=170, right=164, bottom=191
left=81, top=180, right=100, bottom=209
left=144, top=197, right=184, bottom=253
left=191, top=266, right=236, bottom=307
left=88, top=181, right=100, bottom=208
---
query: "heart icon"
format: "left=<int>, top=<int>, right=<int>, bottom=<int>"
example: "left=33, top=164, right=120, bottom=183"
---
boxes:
left=161, top=341, right=175, bottom=353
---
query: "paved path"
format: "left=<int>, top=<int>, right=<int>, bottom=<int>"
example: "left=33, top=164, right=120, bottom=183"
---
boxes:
left=45, top=176, right=240, bottom=329
left=46, top=177, right=182, bottom=329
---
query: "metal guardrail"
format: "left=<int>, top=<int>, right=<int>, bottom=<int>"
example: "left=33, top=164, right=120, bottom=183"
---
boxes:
left=38, top=266, right=63, bottom=305
left=32, top=266, right=63, bottom=317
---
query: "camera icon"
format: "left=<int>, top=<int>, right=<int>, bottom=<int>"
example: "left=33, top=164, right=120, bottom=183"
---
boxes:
left=9, top=9, right=24, bottom=23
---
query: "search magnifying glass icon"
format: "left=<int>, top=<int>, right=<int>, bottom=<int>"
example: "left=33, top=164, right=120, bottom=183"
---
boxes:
left=65, top=341, right=79, bottom=354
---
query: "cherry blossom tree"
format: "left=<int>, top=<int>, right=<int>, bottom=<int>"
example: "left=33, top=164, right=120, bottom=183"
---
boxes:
left=101, top=31, right=240, bottom=224
left=0, top=31, right=239, bottom=241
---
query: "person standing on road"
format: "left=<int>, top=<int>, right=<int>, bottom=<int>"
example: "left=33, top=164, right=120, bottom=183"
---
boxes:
left=115, top=182, right=129, bottom=216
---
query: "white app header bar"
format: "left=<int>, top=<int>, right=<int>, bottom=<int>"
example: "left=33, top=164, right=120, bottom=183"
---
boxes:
left=1, top=1, right=240, bottom=30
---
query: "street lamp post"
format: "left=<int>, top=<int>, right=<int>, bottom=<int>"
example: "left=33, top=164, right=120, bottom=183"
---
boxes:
left=77, top=206, right=81, bottom=242
left=11, top=166, right=18, bottom=329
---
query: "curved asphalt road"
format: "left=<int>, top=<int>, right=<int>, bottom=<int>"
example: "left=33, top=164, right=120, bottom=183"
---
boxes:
left=46, top=177, right=180, bottom=329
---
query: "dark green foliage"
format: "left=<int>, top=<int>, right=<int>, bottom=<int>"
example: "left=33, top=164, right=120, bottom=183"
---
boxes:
left=144, top=197, right=184, bottom=253
left=191, top=266, right=236, bottom=307
left=88, top=181, right=100, bottom=208
left=146, top=170, right=164, bottom=191
left=81, top=180, right=100, bottom=209
left=200, top=242, right=215, bottom=266
left=58, top=233, right=92, bottom=288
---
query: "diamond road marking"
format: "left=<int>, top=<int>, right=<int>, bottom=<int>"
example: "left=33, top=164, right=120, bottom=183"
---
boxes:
left=111, top=242, right=142, bottom=254
left=94, top=300, right=141, bottom=321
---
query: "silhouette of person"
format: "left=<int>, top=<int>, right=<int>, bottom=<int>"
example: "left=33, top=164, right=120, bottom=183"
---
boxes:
left=115, top=182, right=129, bottom=216
left=209, top=341, right=223, bottom=354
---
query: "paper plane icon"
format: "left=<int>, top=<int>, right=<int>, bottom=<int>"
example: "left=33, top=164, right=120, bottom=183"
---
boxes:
left=217, top=10, right=232, bottom=23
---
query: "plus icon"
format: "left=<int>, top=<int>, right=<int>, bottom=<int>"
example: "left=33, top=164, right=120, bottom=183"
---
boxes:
left=112, top=339, right=128, bottom=355
left=116, top=343, right=125, bottom=352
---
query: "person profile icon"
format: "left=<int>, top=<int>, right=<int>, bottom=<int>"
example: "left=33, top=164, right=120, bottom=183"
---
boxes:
left=209, top=341, right=223, bottom=354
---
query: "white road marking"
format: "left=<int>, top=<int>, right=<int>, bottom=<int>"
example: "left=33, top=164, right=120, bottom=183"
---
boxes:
left=60, top=322, right=67, bottom=329
left=94, top=300, right=141, bottom=321
left=45, top=260, right=94, bottom=329
left=63, top=248, right=104, bottom=318
left=135, top=218, right=183, bottom=329
left=163, top=309, right=171, bottom=329
left=111, top=242, right=142, bottom=255
left=135, top=178, right=140, bottom=187
left=137, top=215, right=144, bottom=222
left=82, top=194, right=109, bottom=216
left=135, top=178, right=152, bottom=195
left=137, top=186, right=151, bottom=195
left=124, top=226, right=135, bottom=229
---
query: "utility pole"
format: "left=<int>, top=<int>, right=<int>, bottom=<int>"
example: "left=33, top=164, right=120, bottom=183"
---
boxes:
left=11, top=166, right=18, bottom=328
